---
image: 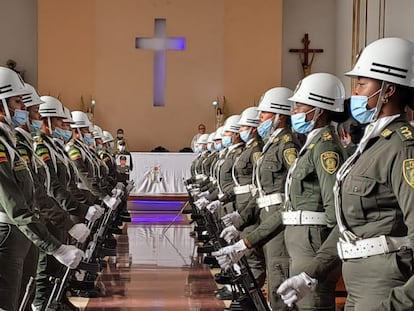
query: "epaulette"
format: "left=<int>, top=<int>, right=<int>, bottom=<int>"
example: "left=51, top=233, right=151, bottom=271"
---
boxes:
left=396, top=125, right=414, bottom=141
left=272, top=136, right=280, bottom=143
left=321, top=132, right=333, bottom=141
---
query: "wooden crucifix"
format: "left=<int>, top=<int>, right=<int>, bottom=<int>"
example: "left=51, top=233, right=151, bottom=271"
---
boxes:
left=289, top=33, right=323, bottom=77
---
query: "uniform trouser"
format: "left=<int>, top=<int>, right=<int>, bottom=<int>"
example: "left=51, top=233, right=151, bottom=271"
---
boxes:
left=19, top=243, right=40, bottom=311
left=342, top=248, right=413, bottom=311
left=235, top=192, right=266, bottom=289
left=0, top=223, right=32, bottom=311
left=33, top=223, right=66, bottom=308
left=259, top=204, right=290, bottom=310
left=285, top=225, right=340, bottom=311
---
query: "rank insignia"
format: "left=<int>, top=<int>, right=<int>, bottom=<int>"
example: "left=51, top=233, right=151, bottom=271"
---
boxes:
left=399, top=126, right=414, bottom=140
left=322, top=132, right=333, bottom=141
left=252, top=152, right=262, bottom=164
left=272, top=137, right=280, bottom=144
left=380, top=129, right=393, bottom=138
left=283, top=148, right=298, bottom=166
left=0, top=149, right=7, bottom=163
left=283, top=134, right=291, bottom=142
left=403, top=159, right=414, bottom=189
left=321, top=151, right=339, bottom=174
left=307, top=144, right=315, bottom=149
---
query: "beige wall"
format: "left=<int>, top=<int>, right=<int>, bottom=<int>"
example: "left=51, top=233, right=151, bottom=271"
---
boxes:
left=37, top=0, right=283, bottom=151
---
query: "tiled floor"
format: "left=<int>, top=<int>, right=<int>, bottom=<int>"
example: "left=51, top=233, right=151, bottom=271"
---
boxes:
left=81, top=200, right=225, bottom=310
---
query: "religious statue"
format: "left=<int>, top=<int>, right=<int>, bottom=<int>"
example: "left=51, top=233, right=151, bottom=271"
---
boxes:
left=216, top=107, right=224, bottom=129
left=289, top=34, right=324, bottom=77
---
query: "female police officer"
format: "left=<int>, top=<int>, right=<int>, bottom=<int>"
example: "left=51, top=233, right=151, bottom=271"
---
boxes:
left=282, top=72, right=348, bottom=311
left=278, top=37, right=414, bottom=311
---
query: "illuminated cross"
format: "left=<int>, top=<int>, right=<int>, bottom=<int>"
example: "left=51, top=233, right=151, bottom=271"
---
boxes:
left=135, top=18, right=186, bottom=107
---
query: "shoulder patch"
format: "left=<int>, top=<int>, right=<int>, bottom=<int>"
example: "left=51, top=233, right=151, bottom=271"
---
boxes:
left=252, top=151, right=261, bottom=164
left=283, top=134, right=291, bottom=142
left=403, top=159, right=414, bottom=189
left=36, top=147, right=51, bottom=161
left=0, top=148, right=7, bottom=163
left=380, top=128, right=393, bottom=138
left=68, top=149, right=81, bottom=160
left=322, top=132, right=333, bottom=141
left=283, top=148, right=298, bottom=166
left=320, top=151, right=339, bottom=174
left=397, top=126, right=414, bottom=141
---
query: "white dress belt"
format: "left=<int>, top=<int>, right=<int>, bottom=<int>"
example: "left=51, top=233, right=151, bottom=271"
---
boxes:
left=234, top=184, right=255, bottom=195
left=0, top=211, right=14, bottom=225
left=256, top=193, right=284, bottom=209
left=337, top=235, right=411, bottom=260
left=282, top=210, right=326, bottom=225
left=195, top=174, right=207, bottom=181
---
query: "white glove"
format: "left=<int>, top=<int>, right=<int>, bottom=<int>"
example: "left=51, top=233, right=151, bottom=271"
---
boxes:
left=85, top=204, right=105, bottom=222
left=112, top=187, right=124, bottom=198
left=103, top=195, right=121, bottom=210
left=115, top=182, right=125, bottom=190
left=211, top=240, right=248, bottom=271
left=68, top=223, right=91, bottom=243
left=277, top=272, right=318, bottom=306
left=53, top=244, right=85, bottom=269
left=219, top=225, right=240, bottom=244
left=196, top=191, right=210, bottom=199
left=221, top=211, right=241, bottom=227
left=126, top=182, right=134, bottom=193
left=206, top=200, right=221, bottom=213
left=194, top=197, right=209, bottom=210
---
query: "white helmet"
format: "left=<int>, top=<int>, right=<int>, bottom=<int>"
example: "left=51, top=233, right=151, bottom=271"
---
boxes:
left=63, top=106, right=74, bottom=123
left=257, top=87, right=294, bottom=115
left=238, top=107, right=260, bottom=127
left=102, top=130, right=114, bottom=143
left=222, top=115, right=241, bottom=133
left=0, top=67, right=27, bottom=100
left=207, top=132, right=216, bottom=143
left=92, top=125, right=103, bottom=139
left=214, top=126, right=223, bottom=140
left=22, top=83, right=44, bottom=108
left=196, top=133, right=209, bottom=144
left=39, top=96, right=66, bottom=118
left=289, top=73, right=345, bottom=112
left=345, top=37, right=414, bottom=87
left=71, top=111, right=92, bottom=128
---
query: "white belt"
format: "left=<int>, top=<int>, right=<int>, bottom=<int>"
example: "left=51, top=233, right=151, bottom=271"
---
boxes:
left=77, top=182, right=90, bottom=191
left=337, top=235, right=411, bottom=260
left=0, top=212, right=14, bottom=225
left=282, top=211, right=326, bottom=225
left=256, top=193, right=284, bottom=209
left=234, top=184, right=255, bottom=195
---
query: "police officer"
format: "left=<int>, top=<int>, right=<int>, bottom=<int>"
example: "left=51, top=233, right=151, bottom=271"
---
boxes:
left=0, top=67, right=84, bottom=311
left=276, top=73, right=348, bottom=311
left=213, top=87, right=300, bottom=309
left=278, top=37, right=414, bottom=311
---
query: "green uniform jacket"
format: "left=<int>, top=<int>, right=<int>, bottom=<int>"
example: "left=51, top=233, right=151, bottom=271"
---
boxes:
left=289, top=125, right=348, bottom=228
left=240, top=127, right=300, bottom=246
left=304, top=121, right=414, bottom=311
left=0, top=126, right=60, bottom=254
left=35, top=134, right=88, bottom=218
left=16, top=129, right=73, bottom=231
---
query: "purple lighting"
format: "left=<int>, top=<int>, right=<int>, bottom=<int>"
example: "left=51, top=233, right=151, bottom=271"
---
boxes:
left=135, top=18, right=186, bottom=107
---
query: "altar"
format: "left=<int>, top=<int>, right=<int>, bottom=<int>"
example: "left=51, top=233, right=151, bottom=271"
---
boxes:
left=129, top=152, right=196, bottom=196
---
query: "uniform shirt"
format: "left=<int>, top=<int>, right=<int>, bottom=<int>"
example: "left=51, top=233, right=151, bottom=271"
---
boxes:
left=236, top=127, right=300, bottom=245
left=0, top=124, right=60, bottom=254
left=288, top=125, right=348, bottom=228
left=234, top=137, right=263, bottom=186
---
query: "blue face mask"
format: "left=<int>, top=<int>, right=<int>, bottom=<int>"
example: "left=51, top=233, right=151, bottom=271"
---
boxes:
left=350, top=90, right=381, bottom=124
left=257, top=118, right=272, bottom=138
left=83, top=133, right=94, bottom=145
left=239, top=129, right=251, bottom=142
left=109, top=141, right=115, bottom=150
left=96, top=144, right=103, bottom=151
left=29, top=120, right=42, bottom=133
left=291, top=109, right=316, bottom=134
left=222, top=135, right=233, bottom=147
left=12, top=109, right=29, bottom=127
left=207, top=143, right=214, bottom=152
left=53, top=127, right=72, bottom=142
left=195, top=145, right=203, bottom=154
left=215, top=142, right=223, bottom=151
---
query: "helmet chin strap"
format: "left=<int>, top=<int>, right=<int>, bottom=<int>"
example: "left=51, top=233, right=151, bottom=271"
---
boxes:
left=1, top=99, right=13, bottom=126
left=272, top=114, right=280, bottom=130
left=77, top=128, right=84, bottom=141
left=371, top=81, right=387, bottom=123
left=47, top=117, right=53, bottom=136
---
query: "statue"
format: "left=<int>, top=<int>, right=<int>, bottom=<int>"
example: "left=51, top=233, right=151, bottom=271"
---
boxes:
left=6, top=59, right=25, bottom=80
